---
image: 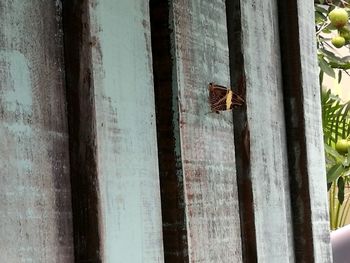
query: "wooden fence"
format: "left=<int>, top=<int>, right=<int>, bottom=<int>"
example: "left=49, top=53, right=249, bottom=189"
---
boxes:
left=0, top=0, right=332, bottom=262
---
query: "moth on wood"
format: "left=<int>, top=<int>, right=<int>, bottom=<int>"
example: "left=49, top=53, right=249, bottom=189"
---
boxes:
left=208, top=83, right=244, bottom=113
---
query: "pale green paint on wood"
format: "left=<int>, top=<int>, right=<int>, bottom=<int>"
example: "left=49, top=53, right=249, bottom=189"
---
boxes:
left=88, top=1, right=164, bottom=262
left=240, top=0, right=295, bottom=262
left=170, top=0, right=243, bottom=261
left=0, top=1, right=74, bottom=262
left=0, top=51, right=32, bottom=110
left=297, top=1, right=333, bottom=262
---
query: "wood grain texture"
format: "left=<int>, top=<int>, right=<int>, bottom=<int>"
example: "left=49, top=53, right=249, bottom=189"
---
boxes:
left=225, top=1, right=257, bottom=261
left=170, top=0, right=243, bottom=262
left=229, top=1, right=295, bottom=262
left=150, top=1, right=189, bottom=262
left=0, top=1, right=74, bottom=262
left=64, top=0, right=164, bottom=262
left=278, top=1, right=333, bottom=262
left=63, top=1, right=102, bottom=261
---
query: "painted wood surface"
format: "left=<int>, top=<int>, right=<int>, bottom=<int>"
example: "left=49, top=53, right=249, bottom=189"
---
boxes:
left=63, top=1, right=102, bottom=261
left=0, top=0, right=332, bottom=262
left=278, top=1, right=333, bottom=262
left=64, top=0, right=164, bottom=262
left=227, top=1, right=295, bottom=262
left=170, top=0, right=243, bottom=262
left=0, top=1, right=74, bottom=262
left=91, top=1, right=164, bottom=260
left=150, top=1, right=189, bottom=261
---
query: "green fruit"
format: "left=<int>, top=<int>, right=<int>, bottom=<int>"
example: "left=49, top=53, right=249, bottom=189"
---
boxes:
left=329, top=8, right=349, bottom=28
left=331, top=36, right=346, bottom=48
left=335, top=139, right=350, bottom=154
left=339, top=27, right=350, bottom=42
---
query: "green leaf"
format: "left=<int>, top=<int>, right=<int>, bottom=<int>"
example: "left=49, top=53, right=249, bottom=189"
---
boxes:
left=315, top=5, right=328, bottom=14
left=319, top=56, right=336, bottom=78
left=319, top=48, right=343, bottom=63
left=325, top=143, right=343, bottom=161
left=328, top=182, right=332, bottom=191
left=329, top=61, right=350, bottom=70
left=325, top=23, right=338, bottom=31
left=341, top=56, right=350, bottom=62
left=319, top=70, right=324, bottom=86
left=315, top=11, right=327, bottom=23
left=322, top=89, right=350, bottom=148
left=327, top=163, right=345, bottom=183
left=338, top=70, right=342, bottom=84
left=341, top=104, right=350, bottom=138
left=322, top=28, right=332, bottom=34
left=338, top=177, right=345, bottom=204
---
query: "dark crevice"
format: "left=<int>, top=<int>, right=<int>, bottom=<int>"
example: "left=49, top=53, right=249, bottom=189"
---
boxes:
left=149, top=0, right=189, bottom=262
left=277, top=2, right=315, bottom=262
left=225, top=0, right=258, bottom=262
left=62, top=1, right=102, bottom=262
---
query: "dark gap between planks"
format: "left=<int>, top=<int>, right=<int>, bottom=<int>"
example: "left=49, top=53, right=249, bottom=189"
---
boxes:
left=149, top=0, right=189, bottom=262
left=277, top=2, right=317, bottom=262
left=226, top=0, right=258, bottom=262
left=62, top=1, right=102, bottom=262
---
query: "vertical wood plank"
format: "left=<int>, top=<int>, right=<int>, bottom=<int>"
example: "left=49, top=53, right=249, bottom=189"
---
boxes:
left=92, top=2, right=164, bottom=261
left=225, top=1, right=257, bottom=261
left=63, top=0, right=164, bottom=262
left=227, top=0, right=295, bottom=262
left=278, top=1, right=333, bottom=262
left=170, top=0, right=243, bottom=262
left=63, top=1, right=101, bottom=261
left=0, top=1, right=74, bottom=262
left=150, top=1, right=189, bottom=262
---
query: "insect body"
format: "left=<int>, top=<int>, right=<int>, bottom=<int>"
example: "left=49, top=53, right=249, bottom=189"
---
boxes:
left=208, top=83, right=244, bottom=113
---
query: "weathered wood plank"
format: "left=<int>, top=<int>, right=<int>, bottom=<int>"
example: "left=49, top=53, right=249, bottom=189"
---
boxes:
left=225, top=1, right=257, bottom=261
left=150, top=1, right=189, bottom=261
left=278, top=1, right=333, bottom=262
left=63, top=0, right=164, bottom=262
left=170, top=0, right=243, bottom=262
left=0, top=1, right=74, bottom=262
left=227, top=1, right=295, bottom=262
left=63, top=1, right=101, bottom=261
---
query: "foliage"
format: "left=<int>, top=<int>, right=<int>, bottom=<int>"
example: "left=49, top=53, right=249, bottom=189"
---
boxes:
left=316, top=0, right=350, bottom=229
left=322, top=91, right=350, bottom=229
left=316, top=3, right=350, bottom=79
left=322, top=90, right=350, bottom=145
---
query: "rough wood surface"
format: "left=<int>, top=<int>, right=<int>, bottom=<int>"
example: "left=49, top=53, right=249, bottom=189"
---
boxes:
left=63, top=1, right=102, bottom=261
left=170, top=0, right=243, bottom=262
left=228, top=1, right=295, bottom=262
left=0, top=1, right=74, bottom=262
left=150, top=0, right=189, bottom=261
left=65, top=0, right=164, bottom=262
left=225, top=1, right=257, bottom=261
left=278, top=1, right=333, bottom=262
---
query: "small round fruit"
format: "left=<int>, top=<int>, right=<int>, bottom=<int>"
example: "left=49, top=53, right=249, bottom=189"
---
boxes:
left=339, top=27, right=350, bottom=42
left=332, top=36, right=346, bottom=48
left=329, top=8, right=349, bottom=28
left=335, top=139, right=350, bottom=154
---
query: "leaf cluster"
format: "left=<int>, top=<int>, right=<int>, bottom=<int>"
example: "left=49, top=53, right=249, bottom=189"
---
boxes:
left=316, top=3, right=350, bottom=80
left=321, top=78, right=350, bottom=229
